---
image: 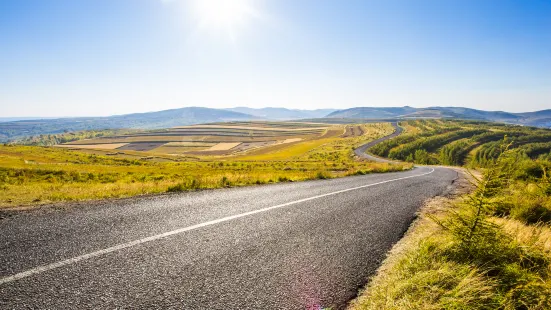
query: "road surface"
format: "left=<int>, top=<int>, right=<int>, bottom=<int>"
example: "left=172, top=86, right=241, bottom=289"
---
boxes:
left=0, top=129, right=456, bottom=309
left=354, top=122, right=403, bottom=162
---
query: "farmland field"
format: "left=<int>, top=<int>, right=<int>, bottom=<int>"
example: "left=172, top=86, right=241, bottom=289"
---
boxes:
left=56, top=143, right=129, bottom=150
left=59, top=122, right=331, bottom=156
left=0, top=121, right=409, bottom=207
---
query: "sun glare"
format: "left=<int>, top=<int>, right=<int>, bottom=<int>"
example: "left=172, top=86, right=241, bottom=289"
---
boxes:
left=192, top=0, right=256, bottom=31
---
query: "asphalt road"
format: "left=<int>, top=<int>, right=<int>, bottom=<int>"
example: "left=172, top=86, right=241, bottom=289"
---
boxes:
left=0, top=129, right=457, bottom=309
left=353, top=122, right=403, bottom=162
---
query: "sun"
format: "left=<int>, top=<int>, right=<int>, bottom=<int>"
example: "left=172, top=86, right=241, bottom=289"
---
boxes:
left=191, top=0, right=257, bottom=33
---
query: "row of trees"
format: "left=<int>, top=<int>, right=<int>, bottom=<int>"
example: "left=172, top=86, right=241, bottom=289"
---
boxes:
left=387, top=129, right=486, bottom=161
left=14, top=129, right=136, bottom=146
left=373, top=120, right=551, bottom=166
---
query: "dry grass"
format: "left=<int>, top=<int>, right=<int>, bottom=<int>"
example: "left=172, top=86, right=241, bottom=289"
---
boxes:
left=400, top=122, right=422, bottom=134
left=233, top=138, right=334, bottom=161
left=349, top=167, right=551, bottom=310
left=0, top=122, right=409, bottom=208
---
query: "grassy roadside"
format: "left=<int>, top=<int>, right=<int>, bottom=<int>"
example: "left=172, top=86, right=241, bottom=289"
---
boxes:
left=0, top=123, right=411, bottom=208
left=349, top=150, right=551, bottom=309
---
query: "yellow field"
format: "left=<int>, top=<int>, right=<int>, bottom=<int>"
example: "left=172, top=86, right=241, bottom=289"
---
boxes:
left=235, top=138, right=334, bottom=161
left=0, top=122, right=409, bottom=208
left=60, top=122, right=338, bottom=156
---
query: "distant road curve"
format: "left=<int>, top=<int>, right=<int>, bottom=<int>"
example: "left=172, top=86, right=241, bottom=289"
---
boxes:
left=0, top=121, right=458, bottom=310
left=354, top=122, right=403, bottom=162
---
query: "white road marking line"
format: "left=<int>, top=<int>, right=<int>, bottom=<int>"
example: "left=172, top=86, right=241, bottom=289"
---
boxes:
left=0, top=168, right=435, bottom=285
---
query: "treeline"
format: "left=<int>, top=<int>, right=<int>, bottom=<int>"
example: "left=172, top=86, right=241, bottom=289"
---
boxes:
left=369, top=124, right=462, bottom=157
left=388, top=129, right=486, bottom=163
left=13, top=129, right=138, bottom=146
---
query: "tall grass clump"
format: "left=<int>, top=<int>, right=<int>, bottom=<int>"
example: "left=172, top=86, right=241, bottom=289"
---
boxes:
left=166, top=178, right=202, bottom=192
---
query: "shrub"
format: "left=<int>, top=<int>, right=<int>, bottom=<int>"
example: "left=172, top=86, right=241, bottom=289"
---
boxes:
left=167, top=178, right=201, bottom=192
left=316, top=171, right=330, bottom=179
left=220, top=176, right=232, bottom=187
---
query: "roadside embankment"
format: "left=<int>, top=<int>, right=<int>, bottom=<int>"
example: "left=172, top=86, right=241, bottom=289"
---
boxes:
left=349, top=153, right=551, bottom=309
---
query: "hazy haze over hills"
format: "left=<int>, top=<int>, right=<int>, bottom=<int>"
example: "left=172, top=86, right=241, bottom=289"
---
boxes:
left=326, top=106, right=551, bottom=128
left=226, top=107, right=337, bottom=120
left=2, top=106, right=551, bottom=142
left=0, top=107, right=256, bottom=141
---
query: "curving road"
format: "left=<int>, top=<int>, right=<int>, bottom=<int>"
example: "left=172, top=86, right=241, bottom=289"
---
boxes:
left=0, top=127, right=456, bottom=309
left=354, top=122, right=403, bottom=162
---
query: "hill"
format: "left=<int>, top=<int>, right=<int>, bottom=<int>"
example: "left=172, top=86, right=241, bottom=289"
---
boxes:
left=226, top=107, right=336, bottom=120
left=327, top=106, right=551, bottom=127
left=0, top=107, right=256, bottom=142
left=369, top=119, right=551, bottom=165
left=353, top=119, right=551, bottom=309
left=3, top=105, right=551, bottom=142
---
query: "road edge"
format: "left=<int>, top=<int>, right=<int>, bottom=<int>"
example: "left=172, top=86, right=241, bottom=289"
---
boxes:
left=347, top=168, right=475, bottom=309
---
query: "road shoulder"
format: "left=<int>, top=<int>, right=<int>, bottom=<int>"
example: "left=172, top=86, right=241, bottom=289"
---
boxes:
left=348, top=168, right=474, bottom=309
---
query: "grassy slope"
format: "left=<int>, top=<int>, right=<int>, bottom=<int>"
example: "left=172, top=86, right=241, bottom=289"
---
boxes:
left=350, top=122, right=551, bottom=309
left=369, top=119, right=551, bottom=166
left=0, top=122, right=411, bottom=208
left=351, top=173, right=551, bottom=309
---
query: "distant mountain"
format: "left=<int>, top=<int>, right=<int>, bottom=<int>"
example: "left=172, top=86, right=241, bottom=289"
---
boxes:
left=226, top=107, right=337, bottom=120
left=3, top=105, right=550, bottom=142
left=325, top=107, right=417, bottom=119
left=0, top=117, right=59, bottom=122
left=327, top=106, right=551, bottom=128
left=0, top=107, right=257, bottom=141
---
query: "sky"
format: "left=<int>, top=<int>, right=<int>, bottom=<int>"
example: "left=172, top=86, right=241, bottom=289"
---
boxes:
left=1, top=0, right=550, bottom=117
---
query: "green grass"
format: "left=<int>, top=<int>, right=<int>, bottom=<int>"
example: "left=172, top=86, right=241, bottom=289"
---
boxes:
left=350, top=147, right=551, bottom=309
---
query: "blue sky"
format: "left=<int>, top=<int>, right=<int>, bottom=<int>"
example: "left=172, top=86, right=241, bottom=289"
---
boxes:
left=1, top=0, right=550, bottom=116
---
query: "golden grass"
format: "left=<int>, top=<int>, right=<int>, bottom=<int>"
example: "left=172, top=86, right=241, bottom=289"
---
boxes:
left=494, top=218, right=551, bottom=254
left=234, top=138, right=333, bottom=161
left=0, top=122, right=410, bottom=208
left=349, top=170, right=551, bottom=310
left=400, top=122, right=421, bottom=134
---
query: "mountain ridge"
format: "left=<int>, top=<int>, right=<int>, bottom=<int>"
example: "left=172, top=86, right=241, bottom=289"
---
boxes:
left=2, top=105, right=551, bottom=142
left=326, top=106, right=551, bottom=127
left=226, top=107, right=337, bottom=120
